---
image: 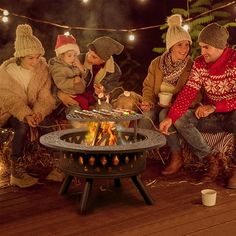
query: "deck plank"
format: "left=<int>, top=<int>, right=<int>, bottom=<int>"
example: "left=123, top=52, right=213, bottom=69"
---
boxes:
left=0, top=159, right=236, bottom=236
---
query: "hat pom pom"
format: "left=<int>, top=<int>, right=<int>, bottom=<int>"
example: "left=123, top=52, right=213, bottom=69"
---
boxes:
left=167, top=14, right=182, bottom=27
left=16, top=24, right=33, bottom=37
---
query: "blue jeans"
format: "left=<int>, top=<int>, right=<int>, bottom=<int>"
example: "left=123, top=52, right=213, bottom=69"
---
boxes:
left=174, top=109, right=236, bottom=162
left=159, top=108, right=181, bottom=152
left=138, top=107, right=160, bottom=129
left=6, top=115, right=55, bottom=161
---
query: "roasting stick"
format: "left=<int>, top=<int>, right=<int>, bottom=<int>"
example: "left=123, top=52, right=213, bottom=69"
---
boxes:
left=135, top=103, right=176, bottom=135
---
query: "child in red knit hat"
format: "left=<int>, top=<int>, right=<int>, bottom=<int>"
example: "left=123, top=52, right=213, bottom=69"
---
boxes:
left=49, top=34, right=95, bottom=112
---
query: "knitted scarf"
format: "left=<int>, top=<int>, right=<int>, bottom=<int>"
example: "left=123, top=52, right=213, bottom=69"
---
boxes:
left=159, top=51, right=189, bottom=86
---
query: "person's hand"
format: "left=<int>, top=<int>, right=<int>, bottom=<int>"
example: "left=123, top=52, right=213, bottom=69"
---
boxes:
left=34, top=112, right=43, bottom=125
left=195, top=104, right=215, bottom=119
left=73, top=57, right=84, bottom=72
left=94, top=83, right=104, bottom=95
left=159, top=117, right=173, bottom=135
left=74, top=76, right=81, bottom=84
left=25, top=114, right=38, bottom=127
left=57, top=90, right=78, bottom=107
left=140, top=101, right=153, bottom=112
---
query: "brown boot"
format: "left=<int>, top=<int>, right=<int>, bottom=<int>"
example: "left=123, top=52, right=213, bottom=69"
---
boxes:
left=10, top=159, right=38, bottom=188
left=161, top=151, right=184, bottom=175
left=227, top=166, right=236, bottom=189
left=46, top=156, right=64, bottom=182
left=201, top=154, right=220, bottom=183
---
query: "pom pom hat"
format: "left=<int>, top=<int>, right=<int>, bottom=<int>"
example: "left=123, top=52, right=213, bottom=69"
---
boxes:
left=14, top=24, right=45, bottom=57
left=166, top=14, right=192, bottom=51
left=198, top=23, right=229, bottom=49
left=88, top=36, right=124, bottom=61
left=55, top=34, right=80, bottom=56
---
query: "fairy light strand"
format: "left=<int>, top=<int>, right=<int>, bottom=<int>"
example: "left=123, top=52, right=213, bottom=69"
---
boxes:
left=0, top=1, right=235, bottom=32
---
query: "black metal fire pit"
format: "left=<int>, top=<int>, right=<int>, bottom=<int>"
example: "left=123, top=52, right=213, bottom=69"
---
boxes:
left=40, top=110, right=166, bottom=214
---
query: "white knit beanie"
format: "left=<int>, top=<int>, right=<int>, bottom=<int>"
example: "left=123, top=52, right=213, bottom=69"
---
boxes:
left=14, top=24, right=45, bottom=57
left=166, top=14, right=192, bottom=51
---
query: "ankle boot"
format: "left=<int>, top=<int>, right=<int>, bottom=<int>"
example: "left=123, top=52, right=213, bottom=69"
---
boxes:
left=201, top=154, right=220, bottom=183
left=161, top=151, right=184, bottom=175
left=10, top=159, right=38, bottom=188
left=227, top=166, right=236, bottom=189
left=46, top=157, right=64, bottom=182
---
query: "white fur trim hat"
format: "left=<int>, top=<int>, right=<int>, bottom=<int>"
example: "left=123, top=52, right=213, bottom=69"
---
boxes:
left=14, top=24, right=45, bottom=57
left=55, top=34, right=80, bottom=56
left=166, top=14, right=192, bottom=51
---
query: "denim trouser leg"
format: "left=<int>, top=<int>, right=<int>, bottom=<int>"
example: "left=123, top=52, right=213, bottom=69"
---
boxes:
left=7, top=117, right=29, bottom=161
left=197, top=110, right=236, bottom=163
left=38, top=114, right=55, bottom=136
left=159, top=108, right=181, bottom=152
left=138, top=108, right=159, bottom=129
left=174, top=110, right=212, bottom=160
left=195, top=111, right=236, bottom=134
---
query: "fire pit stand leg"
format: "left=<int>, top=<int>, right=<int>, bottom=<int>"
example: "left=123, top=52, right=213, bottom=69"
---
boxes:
left=59, top=175, right=73, bottom=195
left=131, top=176, right=154, bottom=205
left=114, top=178, right=121, bottom=187
left=78, top=178, right=93, bottom=214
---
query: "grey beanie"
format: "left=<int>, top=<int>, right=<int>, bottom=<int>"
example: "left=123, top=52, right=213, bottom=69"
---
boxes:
left=198, top=23, right=229, bottom=49
left=88, top=36, right=124, bottom=61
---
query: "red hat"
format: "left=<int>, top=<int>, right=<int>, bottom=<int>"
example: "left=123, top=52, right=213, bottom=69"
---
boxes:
left=55, top=34, right=80, bottom=56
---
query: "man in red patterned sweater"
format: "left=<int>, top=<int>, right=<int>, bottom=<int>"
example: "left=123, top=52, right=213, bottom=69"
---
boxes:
left=159, top=23, right=236, bottom=188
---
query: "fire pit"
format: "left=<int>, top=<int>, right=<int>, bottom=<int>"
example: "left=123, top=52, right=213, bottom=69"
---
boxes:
left=40, top=110, right=166, bottom=214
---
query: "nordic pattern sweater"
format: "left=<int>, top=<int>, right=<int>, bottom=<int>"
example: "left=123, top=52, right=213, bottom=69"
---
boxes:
left=168, top=48, right=236, bottom=123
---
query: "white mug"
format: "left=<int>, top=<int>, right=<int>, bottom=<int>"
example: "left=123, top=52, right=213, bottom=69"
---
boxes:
left=158, top=92, right=173, bottom=106
left=201, top=189, right=217, bottom=207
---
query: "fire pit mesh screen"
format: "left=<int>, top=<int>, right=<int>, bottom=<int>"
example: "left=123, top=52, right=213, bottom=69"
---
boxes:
left=66, top=109, right=143, bottom=122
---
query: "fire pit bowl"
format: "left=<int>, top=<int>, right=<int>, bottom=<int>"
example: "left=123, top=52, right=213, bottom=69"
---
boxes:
left=40, top=126, right=166, bottom=214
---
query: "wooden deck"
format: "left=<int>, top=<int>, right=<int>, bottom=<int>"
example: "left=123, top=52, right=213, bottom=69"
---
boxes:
left=0, top=158, right=236, bottom=236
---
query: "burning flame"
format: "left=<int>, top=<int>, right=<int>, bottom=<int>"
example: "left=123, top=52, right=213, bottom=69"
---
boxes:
left=85, top=122, right=117, bottom=146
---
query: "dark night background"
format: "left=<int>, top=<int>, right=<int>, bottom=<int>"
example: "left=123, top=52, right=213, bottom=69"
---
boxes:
left=0, top=0, right=235, bottom=92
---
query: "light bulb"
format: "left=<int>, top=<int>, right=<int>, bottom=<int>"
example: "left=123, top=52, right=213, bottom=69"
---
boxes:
left=2, top=16, right=9, bottom=23
left=64, top=31, right=70, bottom=36
left=128, top=33, right=135, bottom=41
left=3, top=10, right=9, bottom=16
left=183, top=24, right=190, bottom=32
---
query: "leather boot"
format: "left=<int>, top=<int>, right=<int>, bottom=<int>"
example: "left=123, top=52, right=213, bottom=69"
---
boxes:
left=46, top=156, right=64, bottom=182
left=227, top=166, right=236, bottom=189
left=10, top=158, right=38, bottom=188
left=161, top=151, right=184, bottom=175
left=201, top=154, right=220, bottom=183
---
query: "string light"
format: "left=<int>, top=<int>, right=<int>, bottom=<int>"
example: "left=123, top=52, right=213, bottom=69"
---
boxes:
left=183, top=24, right=190, bottom=32
left=0, top=1, right=235, bottom=34
left=1, top=9, right=9, bottom=23
left=128, top=31, right=136, bottom=41
left=138, top=0, right=148, bottom=3
left=3, top=10, right=9, bottom=16
left=64, top=31, right=70, bottom=36
left=2, top=16, right=8, bottom=23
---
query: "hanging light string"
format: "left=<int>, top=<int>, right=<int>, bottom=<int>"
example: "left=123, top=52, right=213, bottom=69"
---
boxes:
left=184, top=0, right=236, bottom=23
left=0, top=1, right=235, bottom=32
